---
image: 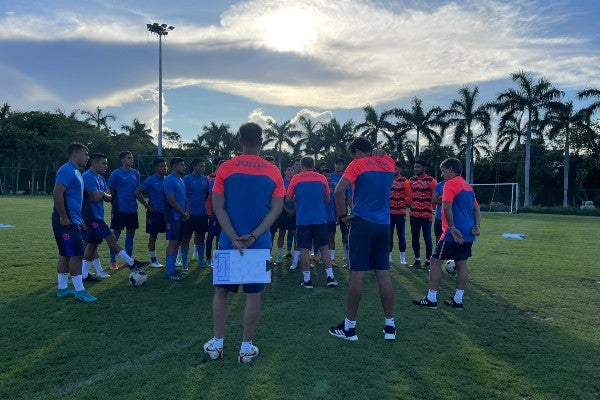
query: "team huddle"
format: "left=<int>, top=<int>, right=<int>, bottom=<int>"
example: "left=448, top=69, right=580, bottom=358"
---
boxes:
left=52, top=123, right=480, bottom=363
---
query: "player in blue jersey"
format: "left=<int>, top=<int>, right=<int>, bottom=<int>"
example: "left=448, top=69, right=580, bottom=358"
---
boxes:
left=203, top=122, right=284, bottom=364
left=107, top=151, right=141, bottom=270
left=82, top=153, right=149, bottom=283
left=274, top=164, right=298, bottom=265
left=181, top=158, right=210, bottom=270
left=135, top=158, right=168, bottom=268
left=164, top=158, right=189, bottom=281
left=286, top=157, right=338, bottom=288
left=52, top=143, right=96, bottom=302
left=205, top=157, right=225, bottom=265
left=328, top=137, right=396, bottom=341
left=413, top=158, right=481, bottom=310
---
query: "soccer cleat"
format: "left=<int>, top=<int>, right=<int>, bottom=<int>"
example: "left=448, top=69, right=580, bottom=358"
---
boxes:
left=383, top=325, right=396, bottom=340
left=289, top=262, right=298, bottom=270
left=284, top=252, right=292, bottom=259
left=409, top=260, right=422, bottom=269
left=175, top=256, right=183, bottom=267
left=83, top=274, right=101, bottom=283
left=276, top=255, right=283, bottom=263
left=206, top=259, right=213, bottom=267
left=74, top=290, right=97, bottom=302
left=198, top=261, right=209, bottom=268
left=329, top=323, right=358, bottom=341
left=56, top=288, right=76, bottom=298
left=238, top=345, right=260, bottom=364
left=181, top=265, right=189, bottom=274
left=109, top=262, right=118, bottom=270
left=130, top=259, right=150, bottom=270
left=412, top=296, right=437, bottom=309
left=300, top=279, right=313, bottom=289
left=424, top=260, right=431, bottom=270
left=150, top=261, right=163, bottom=268
left=203, top=339, right=224, bottom=360
left=96, top=271, right=111, bottom=279
left=326, top=277, right=339, bottom=287
left=444, top=298, right=464, bottom=310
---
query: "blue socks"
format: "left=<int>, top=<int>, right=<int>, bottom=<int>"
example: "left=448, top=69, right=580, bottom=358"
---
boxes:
left=166, top=255, right=176, bottom=277
left=125, top=233, right=135, bottom=256
left=110, top=232, right=120, bottom=263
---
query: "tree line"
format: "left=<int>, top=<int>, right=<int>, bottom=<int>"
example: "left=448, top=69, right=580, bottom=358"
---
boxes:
left=0, top=71, right=599, bottom=207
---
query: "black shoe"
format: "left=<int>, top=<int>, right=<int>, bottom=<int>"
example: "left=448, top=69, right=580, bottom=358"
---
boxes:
left=300, top=279, right=313, bottom=289
left=130, top=259, right=150, bottom=270
left=383, top=325, right=396, bottom=340
left=284, top=252, right=292, bottom=259
left=83, top=274, right=101, bottom=283
left=423, top=260, right=431, bottom=270
left=409, top=260, right=422, bottom=268
left=326, top=277, right=339, bottom=287
left=329, top=323, right=358, bottom=341
left=412, top=296, right=438, bottom=309
left=444, top=298, right=464, bottom=310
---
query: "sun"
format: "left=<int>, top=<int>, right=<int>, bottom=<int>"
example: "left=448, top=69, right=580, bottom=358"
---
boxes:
left=262, top=7, right=318, bottom=52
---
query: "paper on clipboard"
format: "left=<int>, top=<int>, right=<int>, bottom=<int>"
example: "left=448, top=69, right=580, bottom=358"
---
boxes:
left=212, top=249, right=272, bottom=284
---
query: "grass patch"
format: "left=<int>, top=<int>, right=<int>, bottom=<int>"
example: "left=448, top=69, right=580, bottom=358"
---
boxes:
left=0, top=196, right=599, bottom=399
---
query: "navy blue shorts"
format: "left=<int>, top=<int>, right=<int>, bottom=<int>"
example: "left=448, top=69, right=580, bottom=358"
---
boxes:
left=276, top=211, right=296, bottom=230
left=165, top=219, right=183, bottom=241
left=347, top=216, right=390, bottom=271
left=432, top=240, right=473, bottom=261
left=208, top=217, right=221, bottom=237
left=52, top=218, right=84, bottom=257
left=183, top=214, right=208, bottom=235
left=296, top=223, right=328, bottom=249
left=327, top=221, right=337, bottom=235
left=84, top=219, right=113, bottom=244
left=146, top=211, right=166, bottom=235
left=110, top=211, right=139, bottom=231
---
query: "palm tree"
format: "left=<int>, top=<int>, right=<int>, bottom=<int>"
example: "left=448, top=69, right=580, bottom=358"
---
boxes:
left=121, top=118, right=153, bottom=141
left=297, top=116, right=324, bottom=162
left=395, top=97, right=442, bottom=160
left=495, top=71, right=563, bottom=207
left=321, top=118, right=355, bottom=158
left=80, top=106, right=116, bottom=131
left=263, top=120, right=302, bottom=170
left=496, top=113, right=526, bottom=152
left=577, top=88, right=600, bottom=115
left=192, top=122, right=235, bottom=158
left=440, top=86, right=491, bottom=183
left=354, top=105, right=395, bottom=146
left=0, top=102, right=11, bottom=121
left=540, top=100, right=591, bottom=207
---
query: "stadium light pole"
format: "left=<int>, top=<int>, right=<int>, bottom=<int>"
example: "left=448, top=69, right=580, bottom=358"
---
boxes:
left=147, top=22, right=175, bottom=157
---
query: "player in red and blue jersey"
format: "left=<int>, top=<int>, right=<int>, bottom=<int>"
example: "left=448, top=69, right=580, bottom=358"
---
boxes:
left=413, top=158, right=481, bottom=310
left=82, top=153, right=148, bottom=283
left=163, top=158, right=189, bottom=281
left=203, top=122, right=284, bottom=364
left=136, top=158, right=168, bottom=268
left=273, top=164, right=297, bottom=265
left=52, top=143, right=96, bottom=302
left=329, top=137, right=396, bottom=341
left=286, top=156, right=338, bottom=288
left=107, top=151, right=141, bottom=269
left=181, top=158, right=210, bottom=269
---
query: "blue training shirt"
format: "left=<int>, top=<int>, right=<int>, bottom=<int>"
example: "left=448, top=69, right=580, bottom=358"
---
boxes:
left=325, top=178, right=336, bottom=222
left=107, top=167, right=140, bottom=213
left=163, top=173, right=186, bottom=221
left=141, top=174, right=166, bottom=213
left=287, top=171, right=330, bottom=226
left=53, top=161, right=84, bottom=225
left=434, top=181, right=445, bottom=221
left=82, top=170, right=107, bottom=221
left=183, top=173, right=209, bottom=215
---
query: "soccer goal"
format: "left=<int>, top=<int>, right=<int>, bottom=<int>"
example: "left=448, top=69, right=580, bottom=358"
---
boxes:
left=471, top=183, right=519, bottom=213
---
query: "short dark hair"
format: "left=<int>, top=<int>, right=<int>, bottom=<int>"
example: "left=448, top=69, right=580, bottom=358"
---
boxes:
left=415, top=160, right=428, bottom=168
left=170, top=157, right=184, bottom=167
left=264, top=155, right=276, bottom=163
left=334, top=158, right=344, bottom=165
left=67, top=142, right=88, bottom=157
left=119, top=151, right=132, bottom=160
left=440, top=157, right=463, bottom=176
left=301, top=156, right=315, bottom=169
left=89, top=153, right=107, bottom=163
left=395, top=161, right=403, bottom=168
left=192, top=158, right=205, bottom=168
left=348, top=137, right=372, bottom=155
left=153, top=158, right=166, bottom=166
left=239, top=122, right=262, bottom=147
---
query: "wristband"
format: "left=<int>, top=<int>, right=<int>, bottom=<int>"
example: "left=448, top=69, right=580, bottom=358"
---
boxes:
left=249, top=233, right=257, bottom=241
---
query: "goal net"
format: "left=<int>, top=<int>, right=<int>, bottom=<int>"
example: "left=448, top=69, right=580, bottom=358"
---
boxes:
left=471, top=183, right=519, bottom=213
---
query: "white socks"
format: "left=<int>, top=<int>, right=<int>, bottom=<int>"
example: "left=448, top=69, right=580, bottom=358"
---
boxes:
left=427, top=289, right=437, bottom=302
left=454, top=289, right=464, bottom=303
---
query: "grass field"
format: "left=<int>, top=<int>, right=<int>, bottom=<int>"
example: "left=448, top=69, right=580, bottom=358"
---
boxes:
left=0, top=196, right=599, bottom=400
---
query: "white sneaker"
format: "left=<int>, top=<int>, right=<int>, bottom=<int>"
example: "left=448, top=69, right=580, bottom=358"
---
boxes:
left=96, top=271, right=111, bottom=279
left=203, top=339, right=223, bottom=360
left=238, top=345, right=259, bottom=363
left=290, top=262, right=298, bottom=270
left=150, top=261, right=163, bottom=268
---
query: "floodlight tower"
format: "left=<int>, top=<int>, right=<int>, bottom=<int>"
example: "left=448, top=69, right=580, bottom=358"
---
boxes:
left=147, top=22, right=175, bottom=157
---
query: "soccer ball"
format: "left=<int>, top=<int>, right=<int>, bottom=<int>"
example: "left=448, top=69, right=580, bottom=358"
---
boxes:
left=129, top=269, right=148, bottom=286
left=445, top=260, right=456, bottom=276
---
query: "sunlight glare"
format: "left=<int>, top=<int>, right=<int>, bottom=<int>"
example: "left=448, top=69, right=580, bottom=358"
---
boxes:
left=262, top=7, right=317, bottom=52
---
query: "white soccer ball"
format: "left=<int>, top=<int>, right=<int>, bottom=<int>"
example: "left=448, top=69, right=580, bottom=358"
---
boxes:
left=129, top=269, right=148, bottom=286
left=445, top=260, right=456, bottom=276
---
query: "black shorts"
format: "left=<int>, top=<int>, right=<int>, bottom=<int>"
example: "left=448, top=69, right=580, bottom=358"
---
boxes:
left=276, top=211, right=296, bottom=230
left=166, top=219, right=184, bottom=241
left=296, top=223, right=328, bottom=249
left=432, top=240, right=473, bottom=261
left=146, top=211, right=166, bottom=235
left=216, top=283, right=264, bottom=293
left=347, top=216, right=389, bottom=271
left=110, top=211, right=139, bottom=231
left=84, top=219, right=113, bottom=244
left=327, top=221, right=337, bottom=235
left=52, top=218, right=84, bottom=257
left=183, top=214, right=208, bottom=235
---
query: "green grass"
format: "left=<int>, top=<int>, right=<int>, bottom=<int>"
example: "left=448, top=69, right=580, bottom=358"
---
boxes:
left=0, top=196, right=599, bottom=400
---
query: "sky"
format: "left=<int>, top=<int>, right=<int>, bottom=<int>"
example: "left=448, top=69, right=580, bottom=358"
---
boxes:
left=1, top=0, right=599, bottom=147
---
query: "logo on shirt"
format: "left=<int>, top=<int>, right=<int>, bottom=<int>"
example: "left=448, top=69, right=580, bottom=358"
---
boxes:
left=92, top=222, right=99, bottom=229
left=63, top=233, right=70, bottom=241
left=131, top=175, right=137, bottom=181
left=236, top=159, right=269, bottom=169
